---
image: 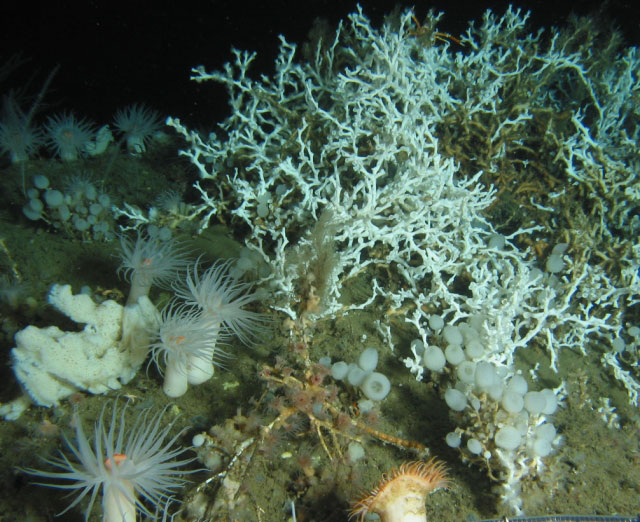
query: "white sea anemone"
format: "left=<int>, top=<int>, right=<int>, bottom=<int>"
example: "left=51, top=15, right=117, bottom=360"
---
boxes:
left=21, top=399, right=195, bottom=521
left=114, top=103, right=163, bottom=154
left=0, top=94, right=43, bottom=162
left=150, top=304, right=227, bottom=397
left=45, top=111, right=95, bottom=161
left=118, top=232, right=190, bottom=306
left=155, top=189, right=184, bottom=215
left=0, top=273, right=29, bottom=307
left=174, top=258, right=268, bottom=346
left=64, top=172, right=98, bottom=202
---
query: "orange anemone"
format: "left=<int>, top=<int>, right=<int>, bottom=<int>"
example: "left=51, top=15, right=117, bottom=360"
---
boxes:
left=349, top=459, right=450, bottom=522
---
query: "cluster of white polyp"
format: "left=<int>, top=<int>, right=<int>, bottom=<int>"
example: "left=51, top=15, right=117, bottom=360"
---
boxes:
left=412, top=317, right=562, bottom=514
left=22, top=173, right=115, bottom=241
left=394, top=235, right=629, bottom=512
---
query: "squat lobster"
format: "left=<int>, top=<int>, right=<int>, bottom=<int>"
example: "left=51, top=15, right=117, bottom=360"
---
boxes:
left=408, top=9, right=463, bottom=46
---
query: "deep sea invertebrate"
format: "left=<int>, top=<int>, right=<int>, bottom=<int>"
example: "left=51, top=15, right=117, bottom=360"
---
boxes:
left=155, top=189, right=184, bottom=215
left=174, top=258, right=268, bottom=346
left=118, top=232, right=190, bottom=305
left=150, top=303, right=227, bottom=397
left=44, top=111, right=95, bottom=161
left=0, top=94, right=43, bottom=162
left=113, top=103, right=163, bottom=154
left=20, top=399, right=196, bottom=521
left=64, top=172, right=98, bottom=201
left=0, top=274, right=29, bottom=307
left=349, top=459, right=449, bottom=522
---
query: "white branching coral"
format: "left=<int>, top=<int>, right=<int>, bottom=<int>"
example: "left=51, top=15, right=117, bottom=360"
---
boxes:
left=167, top=5, right=639, bottom=513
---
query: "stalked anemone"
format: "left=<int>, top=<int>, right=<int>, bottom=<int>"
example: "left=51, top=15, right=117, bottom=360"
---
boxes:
left=44, top=111, right=95, bottom=161
left=150, top=303, right=228, bottom=397
left=349, top=459, right=450, bottom=522
left=174, top=258, right=268, bottom=346
left=20, top=399, right=196, bottom=521
left=118, top=232, right=190, bottom=306
left=113, top=103, right=163, bottom=154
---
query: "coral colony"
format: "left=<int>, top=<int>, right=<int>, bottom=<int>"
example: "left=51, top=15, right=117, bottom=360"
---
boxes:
left=2, top=4, right=640, bottom=520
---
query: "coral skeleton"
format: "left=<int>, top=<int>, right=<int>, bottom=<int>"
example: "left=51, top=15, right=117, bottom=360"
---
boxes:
left=185, top=339, right=428, bottom=518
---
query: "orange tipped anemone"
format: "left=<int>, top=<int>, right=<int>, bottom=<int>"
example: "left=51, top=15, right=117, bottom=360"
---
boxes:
left=104, top=453, right=127, bottom=471
left=349, top=459, right=450, bottom=522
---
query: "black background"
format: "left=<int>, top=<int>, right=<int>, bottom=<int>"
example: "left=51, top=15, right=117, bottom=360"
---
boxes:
left=1, top=0, right=638, bottom=129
